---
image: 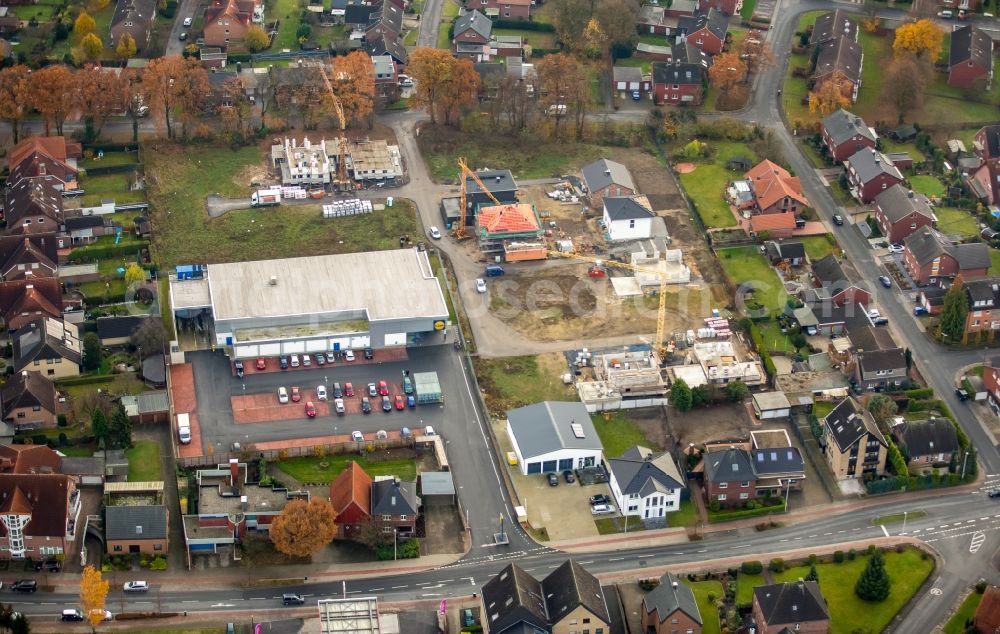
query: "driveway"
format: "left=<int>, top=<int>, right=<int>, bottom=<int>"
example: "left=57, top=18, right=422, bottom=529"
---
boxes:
left=164, top=0, right=196, bottom=56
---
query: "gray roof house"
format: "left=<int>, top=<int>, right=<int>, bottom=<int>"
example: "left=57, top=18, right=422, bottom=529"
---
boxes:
left=845, top=147, right=904, bottom=199
left=822, top=397, right=887, bottom=479
left=854, top=347, right=907, bottom=391
left=371, top=478, right=419, bottom=517
left=608, top=446, right=685, bottom=520
left=821, top=108, right=876, bottom=160
left=893, top=418, right=958, bottom=465
left=753, top=581, right=830, bottom=632
left=810, top=10, right=857, bottom=47
left=480, top=561, right=610, bottom=633
left=105, top=504, right=168, bottom=549
left=506, top=401, right=604, bottom=475
left=875, top=184, right=934, bottom=225
left=704, top=447, right=756, bottom=484
left=603, top=197, right=654, bottom=221
left=642, top=573, right=702, bottom=633
left=454, top=9, right=492, bottom=41
left=581, top=158, right=637, bottom=205
left=904, top=225, right=991, bottom=283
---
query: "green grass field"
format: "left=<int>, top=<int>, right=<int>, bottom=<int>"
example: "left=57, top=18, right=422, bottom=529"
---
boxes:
left=144, top=144, right=419, bottom=266
left=474, top=355, right=576, bottom=412
left=944, top=591, right=984, bottom=634
left=126, top=441, right=162, bottom=482
left=801, top=234, right=838, bottom=261
left=437, top=22, right=451, bottom=48
left=991, top=248, right=1000, bottom=273
left=669, top=499, right=699, bottom=527
left=275, top=455, right=415, bottom=484
left=419, top=130, right=605, bottom=182
left=592, top=412, right=660, bottom=458
left=677, top=141, right=758, bottom=228
left=758, top=318, right=794, bottom=354
left=773, top=548, right=934, bottom=634
left=909, top=175, right=946, bottom=197
left=881, top=140, right=926, bottom=164
left=740, top=0, right=757, bottom=21
left=271, top=0, right=306, bottom=50
left=935, top=207, right=980, bottom=239
left=81, top=172, right=147, bottom=207
left=683, top=580, right=723, bottom=634
left=442, top=0, right=460, bottom=18
left=736, top=572, right=765, bottom=607
left=717, top=246, right=786, bottom=313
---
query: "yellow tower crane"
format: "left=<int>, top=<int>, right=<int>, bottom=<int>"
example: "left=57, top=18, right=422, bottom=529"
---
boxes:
left=315, top=62, right=352, bottom=190
left=455, top=157, right=504, bottom=240
left=548, top=249, right=671, bottom=358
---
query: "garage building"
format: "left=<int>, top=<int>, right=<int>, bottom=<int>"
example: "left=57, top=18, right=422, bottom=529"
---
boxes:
left=169, top=249, right=449, bottom=358
left=506, top=401, right=604, bottom=476
left=752, top=391, right=791, bottom=419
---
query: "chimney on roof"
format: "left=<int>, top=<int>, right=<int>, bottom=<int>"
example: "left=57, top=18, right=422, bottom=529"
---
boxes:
left=604, top=169, right=611, bottom=176
left=241, top=495, right=248, bottom=511
left=229, top=458, right=239, bottom=486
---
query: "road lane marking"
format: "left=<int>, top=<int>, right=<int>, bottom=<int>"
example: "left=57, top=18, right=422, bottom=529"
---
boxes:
left=392, top=586, right=408, bottom=589
left=182, top=600, right=197, bottom=603
left=880, top=525, right=890, bottom=537
left=971, top=532, right=986, bottom=553
left=837, top=530, right=845, bottom=533
left=981, top=517, right=990, bottom=521
left=579, top=561, right=594, bottom=564
left=421, top=594, right=442, bottom=597
left=638, top=554, right=654, bottom=558
left=968, top=519, right=976, bottom=523
left=370, top=588, right=383, bottom=591
left=609, top=557, right=624, bottom=561
left=823, top=532, right=832, bottom=536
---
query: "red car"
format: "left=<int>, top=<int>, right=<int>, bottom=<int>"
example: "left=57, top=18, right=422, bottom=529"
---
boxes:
left=394, top=394, right=405, bottom=410
left=256, top=357, right=266, bottom=370
left=305, top=402, right=316, bottom=418
left=378, top=380, right=389, bottom=396
left=344, top=382, right=354, bottom=397
left=290, top=387, right=301, bottom=403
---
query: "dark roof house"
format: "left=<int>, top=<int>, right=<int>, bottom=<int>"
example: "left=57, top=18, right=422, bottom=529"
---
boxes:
left=603, top=197, right=654, bottom=221
left=110, top=0, right=157, bottom=53
left=753, top=581, right=830, bottom=631
left=810, top=10, right=857, bottom=47
left=824, top=397, right=885, bottom=454
left=704, top=447, right=756, bottom=483
left=454, top=9, right=492, bottom=41
left=96, top=315, right=147, bottom=346
left=1, top=371, right=56, bottom=423
left=105, top=505, right=168, bottom=541
left=642, top=572, right=702, bottom=632
left=893, top=418, right=959, bottom=462
left=608, top=446, right=685, bottom=498
left=581, top=159, right=636, bottom=197
left=949, top=25, right=993, bottom=90
left=370, top=478, right=419, bottom=517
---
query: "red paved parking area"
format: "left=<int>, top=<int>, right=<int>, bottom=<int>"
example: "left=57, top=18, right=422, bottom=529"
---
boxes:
left=170, top=364, right=205, bottom=459
left=252, top=429, right=406, bottom=451
left=233, top=348, right=410, bottom=377
left=232, top=394, right=332, bottom=424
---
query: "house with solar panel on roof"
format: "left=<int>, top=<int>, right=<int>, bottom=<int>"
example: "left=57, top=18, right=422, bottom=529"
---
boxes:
left=474, top=202, right=546, bottom=262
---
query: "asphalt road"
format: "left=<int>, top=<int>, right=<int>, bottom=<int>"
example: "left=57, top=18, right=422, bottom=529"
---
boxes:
left=189, top=346, right=535, bottom=556
left=10, top=488, right=1000, bottom=623
left=164, top=0, right=196, bottom=57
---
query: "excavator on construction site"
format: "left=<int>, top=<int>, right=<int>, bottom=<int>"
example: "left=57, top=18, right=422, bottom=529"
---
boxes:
left=454, top=157, right=505, bottom=240
left=549, top=249, right=673, bottom=359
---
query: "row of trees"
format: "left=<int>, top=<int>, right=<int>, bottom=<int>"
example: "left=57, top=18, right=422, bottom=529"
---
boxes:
left=670, top=378, right=748, bottom=412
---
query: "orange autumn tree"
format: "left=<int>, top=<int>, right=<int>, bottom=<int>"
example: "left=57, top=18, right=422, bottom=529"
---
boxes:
left=407, top=47, right=481, bottom=126
left=708, top=51, right=748, bottom=91
left=79, top=565, right=109, bottom=627
left=269, top=498, right=337, bottom=558
left=332, top=51, right=376, bottom=126
left=809, top=71, right=852, bottom=115
left=893, top=19, right=944, bottom=62
left=29, top=65, right=75, bottom=135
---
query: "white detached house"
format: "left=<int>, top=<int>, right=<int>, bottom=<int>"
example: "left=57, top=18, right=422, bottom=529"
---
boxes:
left=608, top=446, right=685, bottom=520
left=602, top=196, right=654, bottom=241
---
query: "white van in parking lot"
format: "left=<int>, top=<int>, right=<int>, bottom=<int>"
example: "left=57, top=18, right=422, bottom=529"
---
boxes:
left=176, top=413, right=191, bottom=444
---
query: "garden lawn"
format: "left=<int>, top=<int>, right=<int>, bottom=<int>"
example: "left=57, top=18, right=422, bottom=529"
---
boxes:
left=935, top=207, right=979, bottom=239
left=81, top=173, right=147, bottom=207
left=145, top=144, right=419, bottom=265
left=126, top=441, right=162, bottom=482
left=676, top=141, right=758, bottom=228
left=773, top=548, right=934, bottom=634
left=271, top=0, right=306, bottom=50
left=437, top=22, right=451, bottom=48
left=908, top=175, right=946, bottom=197
left=801, top=235, right=838, bottom=261
left=736, top=572, right=765, bottom=607
left=80, top=151, right=140, bottom=170
left=474, top=355, right=576, bottom=412
left=812, top=399, right=834, bottom=419
left=992, top=248, right=1000, bottom=273
left=275, top=455, right=415, bottom=484
left=683, top=580, right=723, bottom=634
left=757, top=318, right=793, bottom=354
left=717, top=246, right=785, bottom=313
left=442, top=0, right=460, bottom=18
left=593, top=412, right=660, bottom=458
left=740, top=0, right=757, bottom=21
left=881, top=140, right=926, bottom=164
left=669, top=499, right=699, bottom=528
left=492, top=28, right=556, bottom=49
left=944, top=591, right=983, bottom=634
left=615, top=57, right=652, bottom=74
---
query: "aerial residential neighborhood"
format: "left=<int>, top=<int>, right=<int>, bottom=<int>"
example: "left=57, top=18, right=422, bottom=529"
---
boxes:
left=0, top=0, right=996, bottom=631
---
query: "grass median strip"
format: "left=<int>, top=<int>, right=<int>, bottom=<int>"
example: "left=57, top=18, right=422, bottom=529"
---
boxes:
left=871, top=510, right=927, bottom=525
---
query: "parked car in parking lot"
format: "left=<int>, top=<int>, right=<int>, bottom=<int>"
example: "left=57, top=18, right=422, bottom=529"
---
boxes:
left=290, top=387, right=301, bottom=402
left=302, top=354, right=311, bottom=367
left=407, top=395, right=416, bottom=408
left=316, top=385, right=327, bottom=401
left=235, top=360, right=244, bottom=378
left=368, top=382, right=378, bottom=397
left=382, top=395, right=392, bottom=412
left=333, top=383, right=343, bottom=399
left=280, top=356, right=289, bottom=369
left=394, top=395, right=405, bottom=410
left=547, top=473, right=559, bottom=486
left=334, top=398, right=345, bottom=414
left=361, top=397, right=372, bottom=413
left=315, top=353, right=326, bottom=365
left=589, top=494, right=611, bottom=506
left=403, top=374, right=413, bottom=394
left=879, top=275, right=892, bottom=288
left=290, top=355, right=300, bottom=368
left=378, top=380, right=389, bottom=396
left=256, top=357, right=266, bottom=370
left=345, top=382, right=354, bottom=397
left=278, top=387, right=289, bottom=404
left=563, top=470, right=575, bottom=483
left=364, top=347, right=374, bottom=360
left=344, top=349, right=355, bottom=362
left=590, top=503, right=615, bottom=515
left=351, top=431, right=364, bottom=442
left=305, top=402, right=316, bottom=418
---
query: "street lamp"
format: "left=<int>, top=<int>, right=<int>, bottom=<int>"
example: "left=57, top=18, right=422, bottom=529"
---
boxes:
left=902, top=510, right=908, bottom=533
left=393, top=528, right=397, bottom=561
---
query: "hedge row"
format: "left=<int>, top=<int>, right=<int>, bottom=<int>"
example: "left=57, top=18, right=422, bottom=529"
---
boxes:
left=80, top=163, right=140, bottom=177
left=56, top=374, right=116, bottom=387
left=903, top=387, right=934, bottom=400
left=68, top=242, right=147, bottom=263
left=492, top=19, right=555, bottom=31
left=708, top=498, right=785, bottom=523
left=866, top=472, right=967, bottom=494
left=83, top=293, right=129, bottom=307
left=82, top=143, right=139, bottom=153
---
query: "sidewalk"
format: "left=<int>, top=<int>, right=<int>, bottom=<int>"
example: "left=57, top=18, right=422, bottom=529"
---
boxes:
left=37, top=554, right=463, bottom=590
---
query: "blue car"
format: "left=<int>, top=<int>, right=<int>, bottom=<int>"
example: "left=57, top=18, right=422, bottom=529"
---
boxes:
left=631, top=90, right=641, bottom=101
left=407, top=395, right=416, bottom=408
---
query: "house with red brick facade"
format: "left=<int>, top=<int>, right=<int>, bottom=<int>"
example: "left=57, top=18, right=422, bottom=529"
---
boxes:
left=453, top=9, right=492, bottom=60
left=202, top=0, right=253, bottom=48
left=471, top=0, right=530, bottom=20
left=845, top=147, right=905, bottom=203
left=371, top=478, right=419, bottom=537
left=874, top=184, right=935, bottom=244
left=752, top=581, right=830, bottom=634
left=962, top=276, right=1000, bottom=336
left=703, top=447, right=756, bottom=507
left=892, top=418, right=958, bottom=467
left=676, top=9, right=727, bottom=55
left=643, top=573, right=703, bottom=634
left=329, top=461, right=373, bottom=540
left=949, top=25, right=992, bottom=90
left=821, top=108, right=877, bottom=163
left=651, top=61, right=705, bottom=106
left=968, top=125, right=1000, bottom=204
left=810, top=254, right=872, bottom=307
left=581, top=158, right=637, bottom=208
left=903, top=226, right=991, bottom=286
left=744, top=159, right=808, bottom=215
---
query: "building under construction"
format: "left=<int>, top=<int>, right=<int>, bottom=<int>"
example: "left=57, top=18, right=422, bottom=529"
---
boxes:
left=573, top=347, right=669, bottom=412
left=475, top=203, right=546, bottom=262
